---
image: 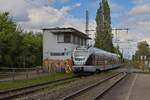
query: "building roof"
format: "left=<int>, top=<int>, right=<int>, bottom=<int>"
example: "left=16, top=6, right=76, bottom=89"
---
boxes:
left=42, top=27, right=91, bottom=39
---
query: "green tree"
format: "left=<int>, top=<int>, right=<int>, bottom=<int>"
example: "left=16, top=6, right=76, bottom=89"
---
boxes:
left=0, top=12, right=42, bottom=68
left=132, top=41, right=150, bottom=68
left=95, top=0, right=114, bottom=52
left=19, top=32, right=42, bottom=67
left=114, top=45, right=123, bottom=61
left=0, top=12, right=22, bottom=67
left=135, top=41, right=149, bottom=57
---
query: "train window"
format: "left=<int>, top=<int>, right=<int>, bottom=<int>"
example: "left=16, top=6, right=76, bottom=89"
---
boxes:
left=75, top=58, right=85, bottom=61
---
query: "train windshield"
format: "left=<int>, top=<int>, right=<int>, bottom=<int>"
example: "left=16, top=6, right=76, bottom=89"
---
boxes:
left=74, top=50, right=88, bottom=61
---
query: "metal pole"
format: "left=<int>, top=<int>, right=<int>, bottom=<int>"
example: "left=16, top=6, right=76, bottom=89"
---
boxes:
left=85, top=10, right=89, bottom=36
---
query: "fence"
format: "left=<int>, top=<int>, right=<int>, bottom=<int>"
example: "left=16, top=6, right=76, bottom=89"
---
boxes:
left=0, top=66, right=47, bottom=82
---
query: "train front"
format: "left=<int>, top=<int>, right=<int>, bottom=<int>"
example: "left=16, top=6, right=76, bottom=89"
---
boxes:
left=72, top=47, right=89, bottom=73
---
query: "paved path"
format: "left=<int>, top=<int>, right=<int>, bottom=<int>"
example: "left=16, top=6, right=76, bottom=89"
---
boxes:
left=101, top=73, right=150, bottom=100
left=129, top=74, right=150, bottom=100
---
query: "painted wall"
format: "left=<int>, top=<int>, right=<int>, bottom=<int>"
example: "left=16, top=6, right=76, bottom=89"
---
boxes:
left=43, top=29, right=88, bottom=72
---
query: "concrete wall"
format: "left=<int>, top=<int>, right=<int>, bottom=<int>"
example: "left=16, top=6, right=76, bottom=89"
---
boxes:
left=43, top=30, right=81, bottom=61
left=43, top=29, right=89, bottom=73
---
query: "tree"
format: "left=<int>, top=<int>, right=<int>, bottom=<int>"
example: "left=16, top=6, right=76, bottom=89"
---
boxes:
left=135, top=41, right=149, bottom=57
left=114, top=45, right=123, bottom=60
left=0, top=12, right=42, bottom=68
left=132, top=41, right=149, bottom=61
left=0, top=12, right=21, bottom=67
left=95, top=0, right=114, bottom=52
left=132, top=41, right=150, bottom=68
left=19, top=32, right=42, bottom=67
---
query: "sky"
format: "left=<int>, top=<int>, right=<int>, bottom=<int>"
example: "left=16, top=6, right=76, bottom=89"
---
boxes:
left=0, top=0, right=150, bottom=58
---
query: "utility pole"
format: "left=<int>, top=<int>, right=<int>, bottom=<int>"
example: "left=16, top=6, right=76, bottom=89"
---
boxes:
left=85, top=10, right=89, bottom=36
left=85, top=10, right=90, bottom=46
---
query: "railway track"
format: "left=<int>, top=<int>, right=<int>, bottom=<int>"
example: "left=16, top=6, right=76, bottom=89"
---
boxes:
left=0, top=76, right=79, bottom=100
left=62, top=72, right=128, bottom=100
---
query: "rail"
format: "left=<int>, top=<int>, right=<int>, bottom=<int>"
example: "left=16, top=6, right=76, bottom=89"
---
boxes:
left=94, top=73, right=128, bottom=100
left=0, top=76, right=77, bottom=100
left=62, top=72, right=128, bottom=100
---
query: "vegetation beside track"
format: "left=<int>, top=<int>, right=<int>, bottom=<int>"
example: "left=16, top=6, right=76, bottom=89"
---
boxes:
left=0, top=73, right=73, bottom=91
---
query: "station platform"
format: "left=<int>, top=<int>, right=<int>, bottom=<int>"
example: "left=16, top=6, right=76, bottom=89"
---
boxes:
left=101, top=73, right=150, bottom=100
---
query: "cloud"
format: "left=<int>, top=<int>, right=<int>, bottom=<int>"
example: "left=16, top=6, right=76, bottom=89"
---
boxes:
left=22, top=3, right=82, bottom=30
left=74, top=3, right=81, bottom=7
left=114, top=1, right=150, bottom=57
left=26, top=0, right=54, bottom=7
left=60, top=0, right=69, bottom=3
left=90, top=0, right=150, bottom=58
left=60, top=6, right=72, bottom=14
left=141, top=38, right=150, bottom=44
left=125, top=4, right=150, bottom=37
left=20, top=6, right=63, bottom=29
left=109, top=2, right=124, bottom=13
left=0, top=0, right=29, bottom=21
left=0, top=0, right=86, bottom=33
left=115, top=15, right=150, bottom=58
left=131, top=0, right=150, bottom=4
left=60, top=3, right=81, bottom=14
left=0, top=0, right=54, bottom=21
left=129, top=4, right=150, bottom=15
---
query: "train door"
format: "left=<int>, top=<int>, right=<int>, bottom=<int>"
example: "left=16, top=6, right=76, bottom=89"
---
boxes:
left=99, top=55, right=105, bottom=71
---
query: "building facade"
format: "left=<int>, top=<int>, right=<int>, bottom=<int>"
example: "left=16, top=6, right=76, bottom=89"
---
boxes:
left=42, top=27, right=90, bottom=72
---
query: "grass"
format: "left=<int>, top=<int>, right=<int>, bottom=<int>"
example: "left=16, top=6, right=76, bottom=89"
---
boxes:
left=0, top=73, right=73, bottom=91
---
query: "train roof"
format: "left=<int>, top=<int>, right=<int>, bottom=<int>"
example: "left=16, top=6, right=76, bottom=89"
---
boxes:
left=75, top=46, right=120, bottom=59
left=88, top=47, right=119, bottom=58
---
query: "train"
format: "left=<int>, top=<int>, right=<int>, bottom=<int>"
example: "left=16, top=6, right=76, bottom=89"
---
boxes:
left=72, top=46, right=121, bottom=73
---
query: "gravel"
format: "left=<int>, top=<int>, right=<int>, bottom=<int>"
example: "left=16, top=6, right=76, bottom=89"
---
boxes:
left=18, top=71, right=117, bottom=100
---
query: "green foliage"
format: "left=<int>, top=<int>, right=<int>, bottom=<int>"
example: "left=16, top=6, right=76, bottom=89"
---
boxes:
left=133, top=41, right=150, bottom=61
left=114, top=45, right=123, bottom=60
left=0, top=12, right=42, bottom=67
left=95, top=0, right=114, bottom=52
left=17, top=32, right=42, bottom=67
left=136, top=41, right=149, bottom=56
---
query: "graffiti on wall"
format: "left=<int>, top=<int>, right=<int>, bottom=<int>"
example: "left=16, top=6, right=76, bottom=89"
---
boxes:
left=43, top=58, right=73, bottom=73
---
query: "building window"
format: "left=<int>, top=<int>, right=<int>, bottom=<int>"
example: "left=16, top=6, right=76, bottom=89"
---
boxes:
left=83, top=39, right=86, bottom=45
left=50, top=52, right=64, bottom=56
left=73, top=35, right=76, bottom=44
left=75, top=36, right=78, bottom=44
left=80, top=38, right=82, bottom=45
left=81, top=38, right=83, bottom=45
left=64, top=34, right=71, bottom=43
left=77, top=37, right=80, bottom=45
left=57, top=34, right=64, bottom=43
